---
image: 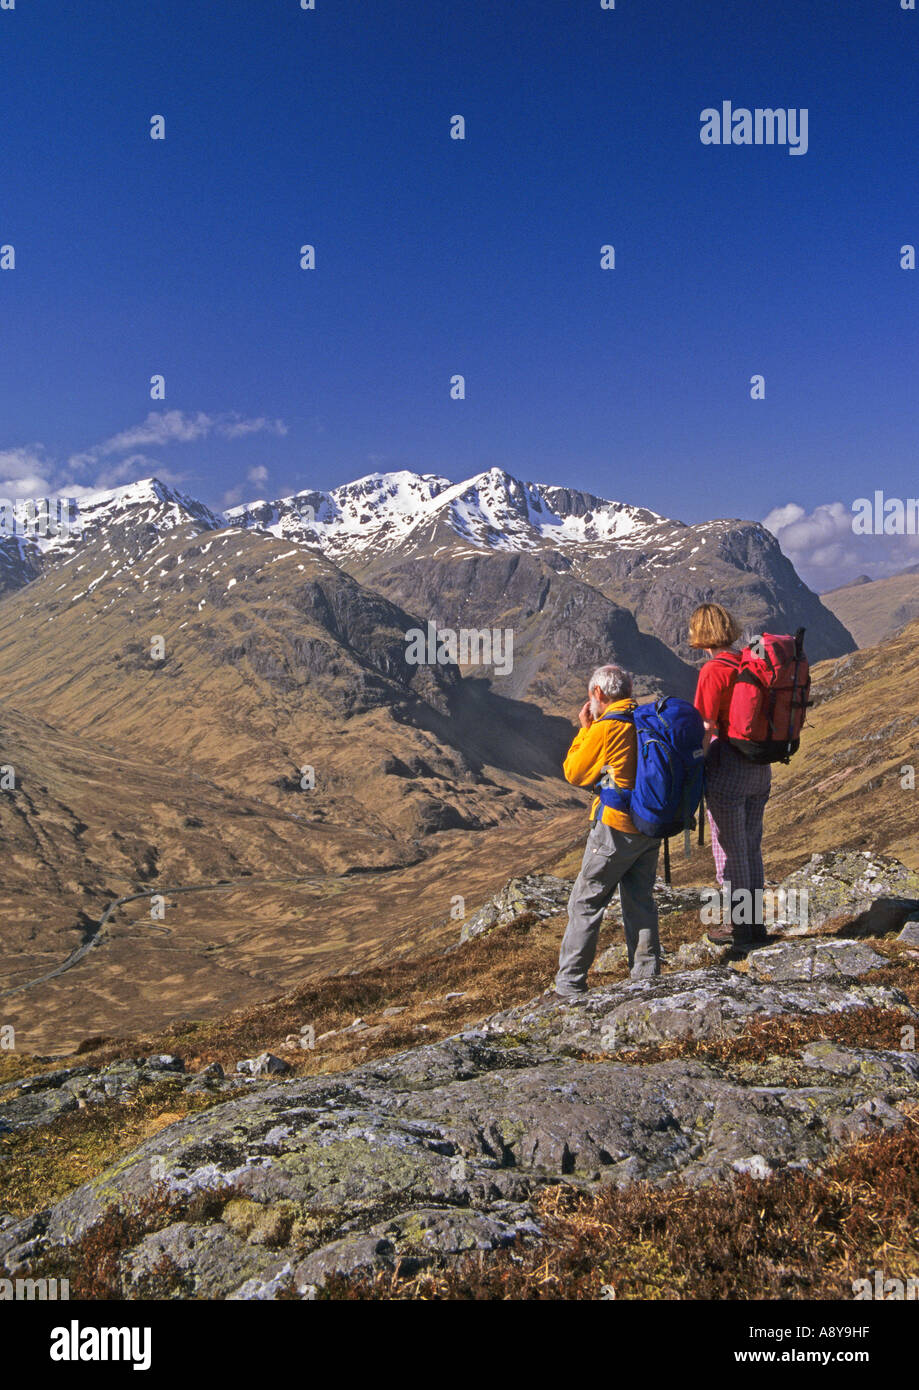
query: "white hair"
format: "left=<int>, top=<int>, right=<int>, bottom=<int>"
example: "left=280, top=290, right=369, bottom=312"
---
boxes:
left=588, top=663, right=633, bottom=700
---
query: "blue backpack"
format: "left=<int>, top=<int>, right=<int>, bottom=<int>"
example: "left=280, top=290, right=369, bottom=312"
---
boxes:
left=594, top=697, right=706, bottom=839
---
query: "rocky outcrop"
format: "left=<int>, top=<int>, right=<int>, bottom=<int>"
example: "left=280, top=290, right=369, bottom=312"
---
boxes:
left=743, top=939, right=889, bottom=983
left=1, top=938, right=915, bottom=1300
left=776, top=850, right=919, bottom=935
left=460, top=853, right=919, bottom=948
left=459, top=873, right=705, bottom=946
left=0, top=1055, right=241, bottom=1136
left=481, top=946, right=900, bottom=1051
left=459, top=874, right=573, bottom=942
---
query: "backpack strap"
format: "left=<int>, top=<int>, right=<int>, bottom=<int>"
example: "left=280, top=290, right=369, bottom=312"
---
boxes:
left=786, top=627, right=807, bottom=756
left=592, top=709, right=636, bottom=811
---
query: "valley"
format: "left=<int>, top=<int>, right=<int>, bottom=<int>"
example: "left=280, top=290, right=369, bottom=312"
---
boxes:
left=0, top=469, right=863, bottom=1057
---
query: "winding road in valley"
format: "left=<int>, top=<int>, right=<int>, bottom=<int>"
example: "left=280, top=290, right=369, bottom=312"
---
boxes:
left=0, top=874, right=356, bottom=1000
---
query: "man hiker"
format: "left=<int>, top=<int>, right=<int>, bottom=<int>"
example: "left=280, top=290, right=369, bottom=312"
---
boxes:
left=553, top=663, right=663, bottom=998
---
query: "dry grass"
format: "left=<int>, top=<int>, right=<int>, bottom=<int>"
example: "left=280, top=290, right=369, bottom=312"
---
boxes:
left=325, top=1116, right=919, bottom=1300
left=28, top=1182, right=246, bottom=1300
left=596, top=1007, right=913, bottom=1074
left=29, top=909, right=568, bottom=1080
left=3, top=911, right=915, bottom=1225
left=30, top=904, right=732, bottom=1081
left=0, top=1079, right=243, bottom=1220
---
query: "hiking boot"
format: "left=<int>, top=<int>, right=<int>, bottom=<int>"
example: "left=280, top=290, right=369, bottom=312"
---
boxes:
left=705, top=926, right=755, bottom=951
left=630, top=957, right=661, bottom=981
left=546, top=990, right=587, bottom=1005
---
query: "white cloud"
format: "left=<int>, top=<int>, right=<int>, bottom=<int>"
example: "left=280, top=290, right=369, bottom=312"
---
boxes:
left=0, top=410, right=286, bottom=506
left=224, top=418, right=287, bottom=440
left=763, top=500, right=852, bottom=553
left=761, top=502, right=805, bottom=532
left=0, top=446, right=57, bottom=498
left=68, top=411, right=287, bottom=473
left=764, top=499, right=919, bottom=591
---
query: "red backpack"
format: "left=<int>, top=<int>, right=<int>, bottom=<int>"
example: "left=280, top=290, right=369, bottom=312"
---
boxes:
left=716, top=627, right=811, bottom=764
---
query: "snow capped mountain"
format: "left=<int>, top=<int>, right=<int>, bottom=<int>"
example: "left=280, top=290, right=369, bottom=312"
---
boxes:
left=0, top=468, right=856, bottom=664
left=76, top=476, right=223, bottom=529
left=0, top=477, right=226, bottom=588
left=2, top=477, right=222, bottom=554
left=54, top=478, right=224, bottom=554
left=225, top=466, right=670, bottom=566
left=1, top=466, right=715, bottom=575
left=225, top=470, right=452, bottom=556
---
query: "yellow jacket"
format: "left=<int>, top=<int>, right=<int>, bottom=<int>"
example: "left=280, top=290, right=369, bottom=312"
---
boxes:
left=563, top=698, right=638, bottom=833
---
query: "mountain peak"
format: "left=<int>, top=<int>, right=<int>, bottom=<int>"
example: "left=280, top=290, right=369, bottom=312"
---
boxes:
left=223, top=466, right=673, bottom=566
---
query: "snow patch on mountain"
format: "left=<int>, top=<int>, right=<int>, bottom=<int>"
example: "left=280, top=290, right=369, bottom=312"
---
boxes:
left=3, top=469, right=686, bottom=579
left=225, top=466, right=672, bottom=563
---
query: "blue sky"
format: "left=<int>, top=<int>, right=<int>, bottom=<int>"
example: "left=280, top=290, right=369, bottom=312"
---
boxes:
left=1, top=0, right=916, bottom=588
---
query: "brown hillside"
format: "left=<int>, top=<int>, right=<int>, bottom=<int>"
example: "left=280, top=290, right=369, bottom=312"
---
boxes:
left=821, top=570, right=919, bottom=649
left=0, top=525, right=573, bottom=841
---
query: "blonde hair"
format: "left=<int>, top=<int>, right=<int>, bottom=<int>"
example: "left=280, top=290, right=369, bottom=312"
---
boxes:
left=688, top=603, right=742, bottom=650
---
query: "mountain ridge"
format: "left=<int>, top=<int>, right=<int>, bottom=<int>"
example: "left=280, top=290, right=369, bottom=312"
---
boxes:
left=2, top=469, right=856, bottom=667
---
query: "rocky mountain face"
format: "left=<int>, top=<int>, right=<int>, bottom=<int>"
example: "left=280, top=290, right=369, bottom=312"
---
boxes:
left=0, top=535, right=42, bottom=599
left=573, top=517, right=851, bottom=663
left=367, top=550, right=696, bottom=708
left=2, top=850, right=917, bottom=1299
left=0, top=522, right=581, bottom=809
left=227, top=467, right=855, bottom=666
left=0, top=472, right=853, bottom=692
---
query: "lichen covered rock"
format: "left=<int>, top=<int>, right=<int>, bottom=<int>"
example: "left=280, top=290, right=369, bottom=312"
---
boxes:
left=459, top=874, right=571, bottom=942
left=775, top=850, right=919, bottom=936
left=3, top=945, right=917, bottom=1300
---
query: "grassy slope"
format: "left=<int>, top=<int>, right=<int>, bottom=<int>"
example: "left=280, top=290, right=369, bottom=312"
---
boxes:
left=4, top=905, right=917, bottom=1298
left=763, top=618, right=919, bottom=876
left=822, top=571, right=919, bottom=649
left=4, top=621, right=919, bottom=1295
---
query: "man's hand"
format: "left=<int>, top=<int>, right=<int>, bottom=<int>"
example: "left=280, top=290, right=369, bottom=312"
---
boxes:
left=578, top=700, right=593, bottom=729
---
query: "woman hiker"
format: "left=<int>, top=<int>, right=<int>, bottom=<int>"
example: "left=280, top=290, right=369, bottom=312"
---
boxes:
left=690, top=603, right=771, bottom=949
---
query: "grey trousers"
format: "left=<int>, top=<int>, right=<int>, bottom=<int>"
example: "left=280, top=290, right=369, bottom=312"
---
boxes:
left=555, top=817, right=662, bottom=995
